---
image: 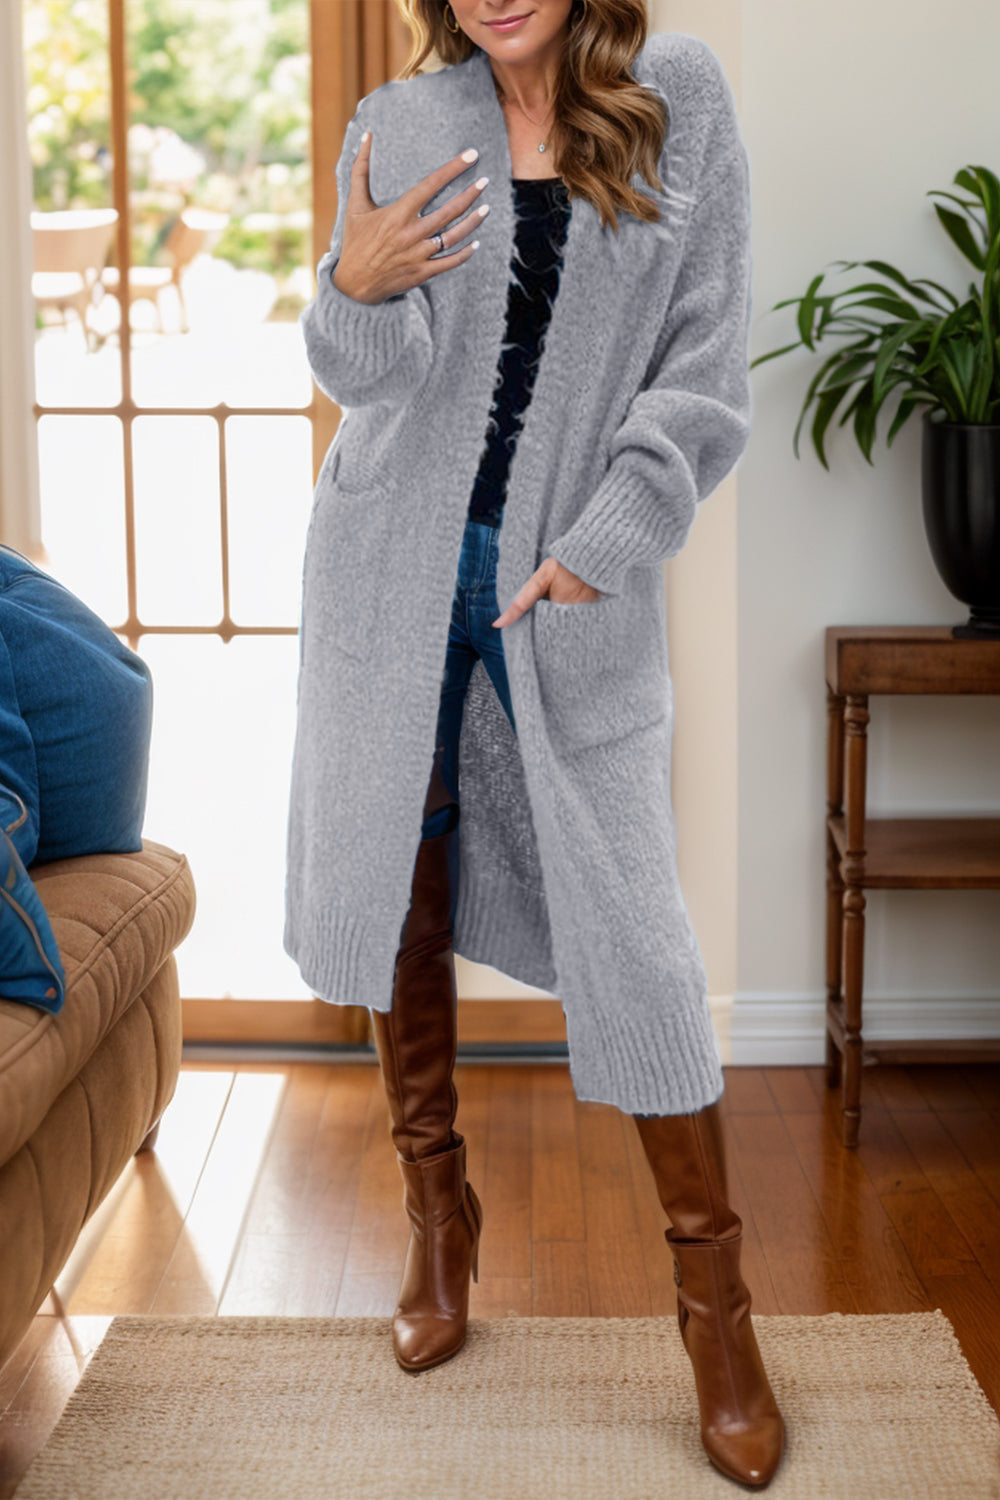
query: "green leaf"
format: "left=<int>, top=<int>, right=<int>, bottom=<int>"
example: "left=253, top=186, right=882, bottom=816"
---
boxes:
left=797, top=272, right=828, bottom=350
left=830, top=258, right=953, bottom=311
left=933, top=204, right=986, bottom=270
left=884, top=393, right=925, bottom=446
left=749, top=340, right=806, bottom=370
left=811, top=385, right=851, bottom=468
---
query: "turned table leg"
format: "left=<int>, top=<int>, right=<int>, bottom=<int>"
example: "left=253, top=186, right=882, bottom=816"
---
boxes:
left=840, top=693, right=870, bottom=1149
left=825, top=687, right=846, bottom=1089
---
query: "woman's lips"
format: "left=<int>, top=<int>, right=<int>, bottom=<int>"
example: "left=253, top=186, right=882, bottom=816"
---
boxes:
left=485, top=12, right=531, bottom=30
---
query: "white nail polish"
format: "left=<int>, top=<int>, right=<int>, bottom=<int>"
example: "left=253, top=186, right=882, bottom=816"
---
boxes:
left=475, top=175, right=490, bottom=189
left=461, top=148, right=479, bottom=162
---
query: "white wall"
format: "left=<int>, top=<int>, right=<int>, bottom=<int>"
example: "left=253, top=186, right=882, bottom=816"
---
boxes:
left=735, top=0, right=1000, bottom=1060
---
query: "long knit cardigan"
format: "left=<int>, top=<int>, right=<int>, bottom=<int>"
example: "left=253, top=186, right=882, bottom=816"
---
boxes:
left=284, top=31, right=753, bottom=1115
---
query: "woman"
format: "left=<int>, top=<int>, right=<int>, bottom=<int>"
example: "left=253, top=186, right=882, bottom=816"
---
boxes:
left=285, top=0, right=784, bottom=1486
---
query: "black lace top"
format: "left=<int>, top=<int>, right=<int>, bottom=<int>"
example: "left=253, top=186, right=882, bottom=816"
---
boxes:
left=467, top=175, right=572, bottom=527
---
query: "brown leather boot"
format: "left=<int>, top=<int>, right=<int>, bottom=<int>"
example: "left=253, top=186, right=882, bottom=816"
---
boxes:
left=632, top=1101, right=785, bottom=1488
left=393, top=1133, right=482, bottom=1371
left=369, top=746, right=483, bottom=1373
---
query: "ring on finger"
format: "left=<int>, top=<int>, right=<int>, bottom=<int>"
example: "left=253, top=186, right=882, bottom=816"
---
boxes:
left=429, top=231, right=445, bottom=255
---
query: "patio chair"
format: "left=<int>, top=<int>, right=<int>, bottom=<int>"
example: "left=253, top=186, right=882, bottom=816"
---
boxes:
left=100, top=206, right=229, bottom=335
left=31, top=208, right=118, bottom=354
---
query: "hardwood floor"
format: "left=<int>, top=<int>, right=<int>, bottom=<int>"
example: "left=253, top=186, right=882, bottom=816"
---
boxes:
left=2, top=1061, right=999, bottom=1493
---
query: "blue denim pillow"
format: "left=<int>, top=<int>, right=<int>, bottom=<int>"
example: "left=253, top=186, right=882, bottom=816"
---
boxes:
left=0, top=543, right=153, bottom=866
left=0, top=782, right=66, bottom=1013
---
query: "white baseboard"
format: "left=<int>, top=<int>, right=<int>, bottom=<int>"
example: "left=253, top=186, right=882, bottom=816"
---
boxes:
left=727, top=992, right=1000, bottom=1066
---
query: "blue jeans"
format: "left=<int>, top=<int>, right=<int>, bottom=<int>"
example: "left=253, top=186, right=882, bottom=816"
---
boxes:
left=421, top=517, right=517, bottom=842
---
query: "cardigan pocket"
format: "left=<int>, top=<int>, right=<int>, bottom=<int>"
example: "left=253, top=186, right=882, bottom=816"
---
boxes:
left=301, top=472, right=390, bottom=667
left=531, top=589, right=668, bottom=750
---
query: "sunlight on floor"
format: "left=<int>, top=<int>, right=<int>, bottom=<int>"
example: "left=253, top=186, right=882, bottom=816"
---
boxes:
left=52, top=1070, right=289, bottom=1317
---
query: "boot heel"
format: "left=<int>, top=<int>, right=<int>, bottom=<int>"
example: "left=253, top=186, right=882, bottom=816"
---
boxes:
left=467, top=1182, right=483, bottom=1284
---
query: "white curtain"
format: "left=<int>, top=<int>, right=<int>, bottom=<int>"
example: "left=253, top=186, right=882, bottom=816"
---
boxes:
left=0, top=0, right=42, bottom=556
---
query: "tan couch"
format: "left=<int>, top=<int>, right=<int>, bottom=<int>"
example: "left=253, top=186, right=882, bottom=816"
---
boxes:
left=0, top=839, right=196, bottom=1366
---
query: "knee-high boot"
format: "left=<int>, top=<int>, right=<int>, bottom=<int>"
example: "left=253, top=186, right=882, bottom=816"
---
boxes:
left=369, top=746, right=483, bottom=1374
left=632, top=1100, right=785, bottom=1488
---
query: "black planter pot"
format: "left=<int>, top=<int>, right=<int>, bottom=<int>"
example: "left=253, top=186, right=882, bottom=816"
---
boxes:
left=921, top=412, right=1000, bottom=638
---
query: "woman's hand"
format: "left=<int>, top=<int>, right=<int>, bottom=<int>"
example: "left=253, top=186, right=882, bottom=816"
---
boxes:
left=493, top=558, right=604, bottom=629
left=332, top=133, right=491, bottom=305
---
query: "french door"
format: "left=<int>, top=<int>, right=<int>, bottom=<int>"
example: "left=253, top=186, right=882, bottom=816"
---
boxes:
left=27, top=0, right=403, bottom=1044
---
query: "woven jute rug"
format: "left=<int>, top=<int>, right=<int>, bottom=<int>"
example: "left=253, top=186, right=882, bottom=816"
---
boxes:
left=12, top=1311, right=1000, bottom=1499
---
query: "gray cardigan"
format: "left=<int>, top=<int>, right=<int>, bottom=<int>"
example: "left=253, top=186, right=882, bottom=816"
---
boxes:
left=284, top=32, right=752, bottom=1114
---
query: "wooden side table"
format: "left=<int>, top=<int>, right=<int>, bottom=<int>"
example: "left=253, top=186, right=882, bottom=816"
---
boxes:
left=825, top=626, right=1000, bottom=1147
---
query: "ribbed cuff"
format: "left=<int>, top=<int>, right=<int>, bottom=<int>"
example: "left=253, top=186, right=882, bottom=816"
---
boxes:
left=302, top=251, right=417, bottom=394
left=545, top=467, right=696, bottom=597
left=283, top=889, right=402, bottom=1014
left=453, top=871, right=558, bottom=994
left=562, top=994, right=725, bottom=1115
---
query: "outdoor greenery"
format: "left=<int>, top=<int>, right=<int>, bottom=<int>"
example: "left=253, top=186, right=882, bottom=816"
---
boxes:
left=750, top=164, right=1000, bottom=468
left=24, top=0, right=311, bottom=278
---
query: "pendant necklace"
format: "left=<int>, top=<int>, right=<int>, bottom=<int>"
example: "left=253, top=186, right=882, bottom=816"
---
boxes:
left=494, top=78, right=553, bottom=153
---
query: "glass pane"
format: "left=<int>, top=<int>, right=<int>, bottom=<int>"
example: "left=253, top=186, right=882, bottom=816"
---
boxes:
left=140, top=631, right=311, bottom=1000
left=226, top=415, right=312, bottom=627
left=24, top=0, right=122, bottom=406
left=133, top=415, right=222, bottom=623
left=125, top=0, right=313, bottom=411
left=36, top=414, right=128, bottom=623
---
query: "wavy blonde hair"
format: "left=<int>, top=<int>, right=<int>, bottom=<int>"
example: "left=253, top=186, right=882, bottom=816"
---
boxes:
left=392, top=0, right=669, bottom=232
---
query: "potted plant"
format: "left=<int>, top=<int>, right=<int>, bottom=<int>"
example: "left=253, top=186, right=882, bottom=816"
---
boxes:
left=751, top=164, right=1000, bottom=638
